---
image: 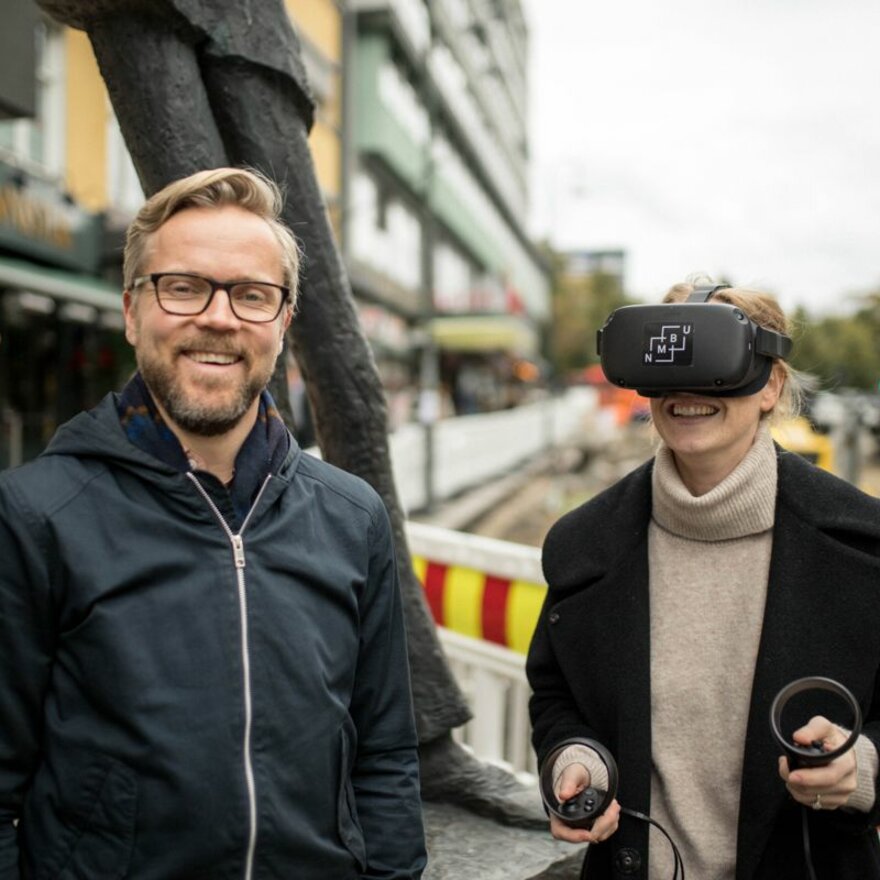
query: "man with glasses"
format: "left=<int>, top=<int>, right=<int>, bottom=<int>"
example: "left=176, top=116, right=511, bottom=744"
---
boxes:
left=0, top=168, right=426, bottom=879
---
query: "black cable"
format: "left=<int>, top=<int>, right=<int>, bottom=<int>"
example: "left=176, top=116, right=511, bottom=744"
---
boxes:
left=801, top=806, right=819, bottom=880
left=620, top=807, right=685, bottom=880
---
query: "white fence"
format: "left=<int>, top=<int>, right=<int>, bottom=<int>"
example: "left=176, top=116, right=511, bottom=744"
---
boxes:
left=406, top=519, right=545, bottom=584
left=406, top=521, right=545, bottom=777
left=437, top=626, right=537, bottom=778
left=392, top=387, right=601, bottom=513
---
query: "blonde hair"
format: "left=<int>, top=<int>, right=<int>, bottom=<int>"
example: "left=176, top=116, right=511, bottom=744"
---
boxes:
left=662, top=278, right=807, bottom=421
left=123, top=167, right=302, bottom=309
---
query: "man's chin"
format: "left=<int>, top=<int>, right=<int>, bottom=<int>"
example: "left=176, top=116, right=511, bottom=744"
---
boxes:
left=163, top=393, right=256, bottom=437
left=173, top=412, right=248, bottom=437
left=139, top=367, right=264, bottom=437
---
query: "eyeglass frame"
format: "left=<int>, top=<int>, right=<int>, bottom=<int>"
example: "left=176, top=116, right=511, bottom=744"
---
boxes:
left=131, top=272, right=291, bottom=323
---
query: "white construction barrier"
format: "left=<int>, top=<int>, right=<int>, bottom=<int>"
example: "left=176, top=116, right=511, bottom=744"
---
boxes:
left=406, top=521, right=546, bottom=776
left=392, top=387, right=601, bottom=513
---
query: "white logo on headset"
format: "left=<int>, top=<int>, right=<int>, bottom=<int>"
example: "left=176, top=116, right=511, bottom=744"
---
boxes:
left=644, top=324, right=692, bottom=364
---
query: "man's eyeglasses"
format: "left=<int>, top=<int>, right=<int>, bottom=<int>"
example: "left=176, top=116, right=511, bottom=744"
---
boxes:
left=132, top=273, right=290, bottom=323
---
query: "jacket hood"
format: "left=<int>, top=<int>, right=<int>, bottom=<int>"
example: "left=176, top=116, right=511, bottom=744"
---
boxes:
left=42, top=393, right=174, bottom=474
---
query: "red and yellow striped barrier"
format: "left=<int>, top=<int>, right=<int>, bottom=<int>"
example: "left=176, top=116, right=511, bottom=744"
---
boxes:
left=413, top=556, right=545, bottom=654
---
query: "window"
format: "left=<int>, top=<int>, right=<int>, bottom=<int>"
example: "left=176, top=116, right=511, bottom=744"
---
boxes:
left=0, top=19, right=65, bottom=176
left=351, top=170, right=422, bottom=293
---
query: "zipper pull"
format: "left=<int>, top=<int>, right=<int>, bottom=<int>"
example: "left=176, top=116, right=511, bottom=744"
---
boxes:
left=231, top=534, right=246, bottom=569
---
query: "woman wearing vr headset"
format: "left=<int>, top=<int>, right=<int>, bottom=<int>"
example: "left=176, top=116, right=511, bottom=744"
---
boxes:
left=527, top=280, right=880, bottom=879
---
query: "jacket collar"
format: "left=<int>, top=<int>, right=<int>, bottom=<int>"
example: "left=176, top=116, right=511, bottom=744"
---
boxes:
left=542, top=458, right=653, bottom=592
left=43, top=391, right=303, bottom=514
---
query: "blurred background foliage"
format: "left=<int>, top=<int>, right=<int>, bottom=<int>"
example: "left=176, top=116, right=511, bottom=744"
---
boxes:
left=791, top=291, right=880, bottom=391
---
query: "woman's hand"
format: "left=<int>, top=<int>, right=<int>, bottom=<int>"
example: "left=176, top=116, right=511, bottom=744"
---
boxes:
left=549, top=763, right=621, bottom=844
left=778, top=715, right=858, bottom=810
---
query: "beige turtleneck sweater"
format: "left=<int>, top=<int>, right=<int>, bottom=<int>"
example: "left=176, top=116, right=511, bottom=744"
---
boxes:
left=553, top=424, right=876, bottom=879
left=647, top=423, right=778, bottom=879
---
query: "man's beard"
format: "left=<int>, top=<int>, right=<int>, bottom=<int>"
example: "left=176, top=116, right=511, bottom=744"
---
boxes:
left=138, top=339, right=272, bottom=437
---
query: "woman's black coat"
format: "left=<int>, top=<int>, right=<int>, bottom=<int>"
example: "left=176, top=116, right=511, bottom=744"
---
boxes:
left=527, top=447, right=880, bottom=880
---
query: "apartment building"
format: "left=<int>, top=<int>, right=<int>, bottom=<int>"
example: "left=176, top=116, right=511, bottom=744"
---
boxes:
left=343, top=0, right=550, bottom=421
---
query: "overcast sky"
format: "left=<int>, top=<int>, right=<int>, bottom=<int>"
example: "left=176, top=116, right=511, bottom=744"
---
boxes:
left=522, top=0, right=880, bottom=316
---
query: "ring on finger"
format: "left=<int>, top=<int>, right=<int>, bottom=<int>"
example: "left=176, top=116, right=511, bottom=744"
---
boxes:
left=812, top=793, right=823, bottom=810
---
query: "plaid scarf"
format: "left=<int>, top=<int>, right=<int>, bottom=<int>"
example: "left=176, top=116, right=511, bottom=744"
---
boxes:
left=117, top=372, right=290, bottom=526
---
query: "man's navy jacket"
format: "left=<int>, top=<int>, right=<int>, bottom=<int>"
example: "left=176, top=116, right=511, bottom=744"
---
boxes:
left=0, top=394, right=426, bottom=879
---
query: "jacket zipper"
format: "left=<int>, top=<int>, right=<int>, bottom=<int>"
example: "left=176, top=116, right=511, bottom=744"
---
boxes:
left=186, top=472, right=272, bottom=880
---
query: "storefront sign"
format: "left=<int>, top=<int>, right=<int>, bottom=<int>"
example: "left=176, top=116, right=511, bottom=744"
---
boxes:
left=0, top=161, right=102, bottom=273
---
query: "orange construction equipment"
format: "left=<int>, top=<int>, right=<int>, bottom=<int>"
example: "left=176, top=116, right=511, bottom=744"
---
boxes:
left=579, top=364, right=650, bottom=425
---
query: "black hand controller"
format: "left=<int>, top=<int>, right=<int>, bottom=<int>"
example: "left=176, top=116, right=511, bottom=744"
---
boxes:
left=770, top=677, right=862, bottom=770
left=539, top=738, right=618, bottom=830
left=557, top=786, right=605, bottom=828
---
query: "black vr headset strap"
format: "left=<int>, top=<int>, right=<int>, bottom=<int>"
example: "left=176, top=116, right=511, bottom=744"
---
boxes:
left=686, top=283, right=731, bottom=303
left=755, top=326, right=793, bottom=360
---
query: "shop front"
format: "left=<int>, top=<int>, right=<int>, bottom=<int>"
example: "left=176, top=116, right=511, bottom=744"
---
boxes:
left=428, top=313, right=544, bottom=416
left=0, top=162, right=131, bottom=469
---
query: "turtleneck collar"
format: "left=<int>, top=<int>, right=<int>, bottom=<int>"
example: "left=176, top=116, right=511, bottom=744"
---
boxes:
left=652, top=421, right=778, bottom=541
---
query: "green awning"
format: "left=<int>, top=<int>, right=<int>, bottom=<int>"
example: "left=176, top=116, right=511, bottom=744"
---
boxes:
left=429, top=315, right=538, bottom=355
left=0, top=253, right=122, bottom=312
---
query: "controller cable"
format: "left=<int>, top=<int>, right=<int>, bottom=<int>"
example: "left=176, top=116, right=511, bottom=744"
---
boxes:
left=619, top=805, right=685, bottom=880
left=770, top=677, right=863, bottom=880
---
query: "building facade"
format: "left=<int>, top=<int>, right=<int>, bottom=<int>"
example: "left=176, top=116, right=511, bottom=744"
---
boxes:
left=0, top=0, right=548, bottom=466
left=0, top=2, right=345, bottom=468
left=343, top=0, right=550, bottom=423
left=0, top=14, right=132, bottom=468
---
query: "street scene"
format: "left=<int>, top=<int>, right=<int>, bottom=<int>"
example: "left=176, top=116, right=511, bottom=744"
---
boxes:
left=1, top=1, right=879, bottom=879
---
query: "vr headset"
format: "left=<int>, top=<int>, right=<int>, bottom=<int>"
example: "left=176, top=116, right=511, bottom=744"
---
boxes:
left=596, top=284, right=792, bottom=398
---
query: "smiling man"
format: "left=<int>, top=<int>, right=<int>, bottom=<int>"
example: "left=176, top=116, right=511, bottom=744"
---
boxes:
left=0, top=168, right=426, bottom=879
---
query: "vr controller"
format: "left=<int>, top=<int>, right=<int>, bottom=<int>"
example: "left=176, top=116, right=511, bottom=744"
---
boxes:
left=770, top=676, right=862, bottom=770
left=539, top=738, right=618, bottom=830
left=541, top=678, right=862, bottom=829
left=540, top=738, right=686, bottom=879
left=597, top=284, right=793, bottom=398
left=538, top=679, right=858, bottom=880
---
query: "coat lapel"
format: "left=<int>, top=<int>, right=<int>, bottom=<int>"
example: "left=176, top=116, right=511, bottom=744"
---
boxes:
left=546, top=465, right=655, bottom=813
left=735, top=500, right=812, bottom=878
left=735, top=477, right=880, bottom=880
